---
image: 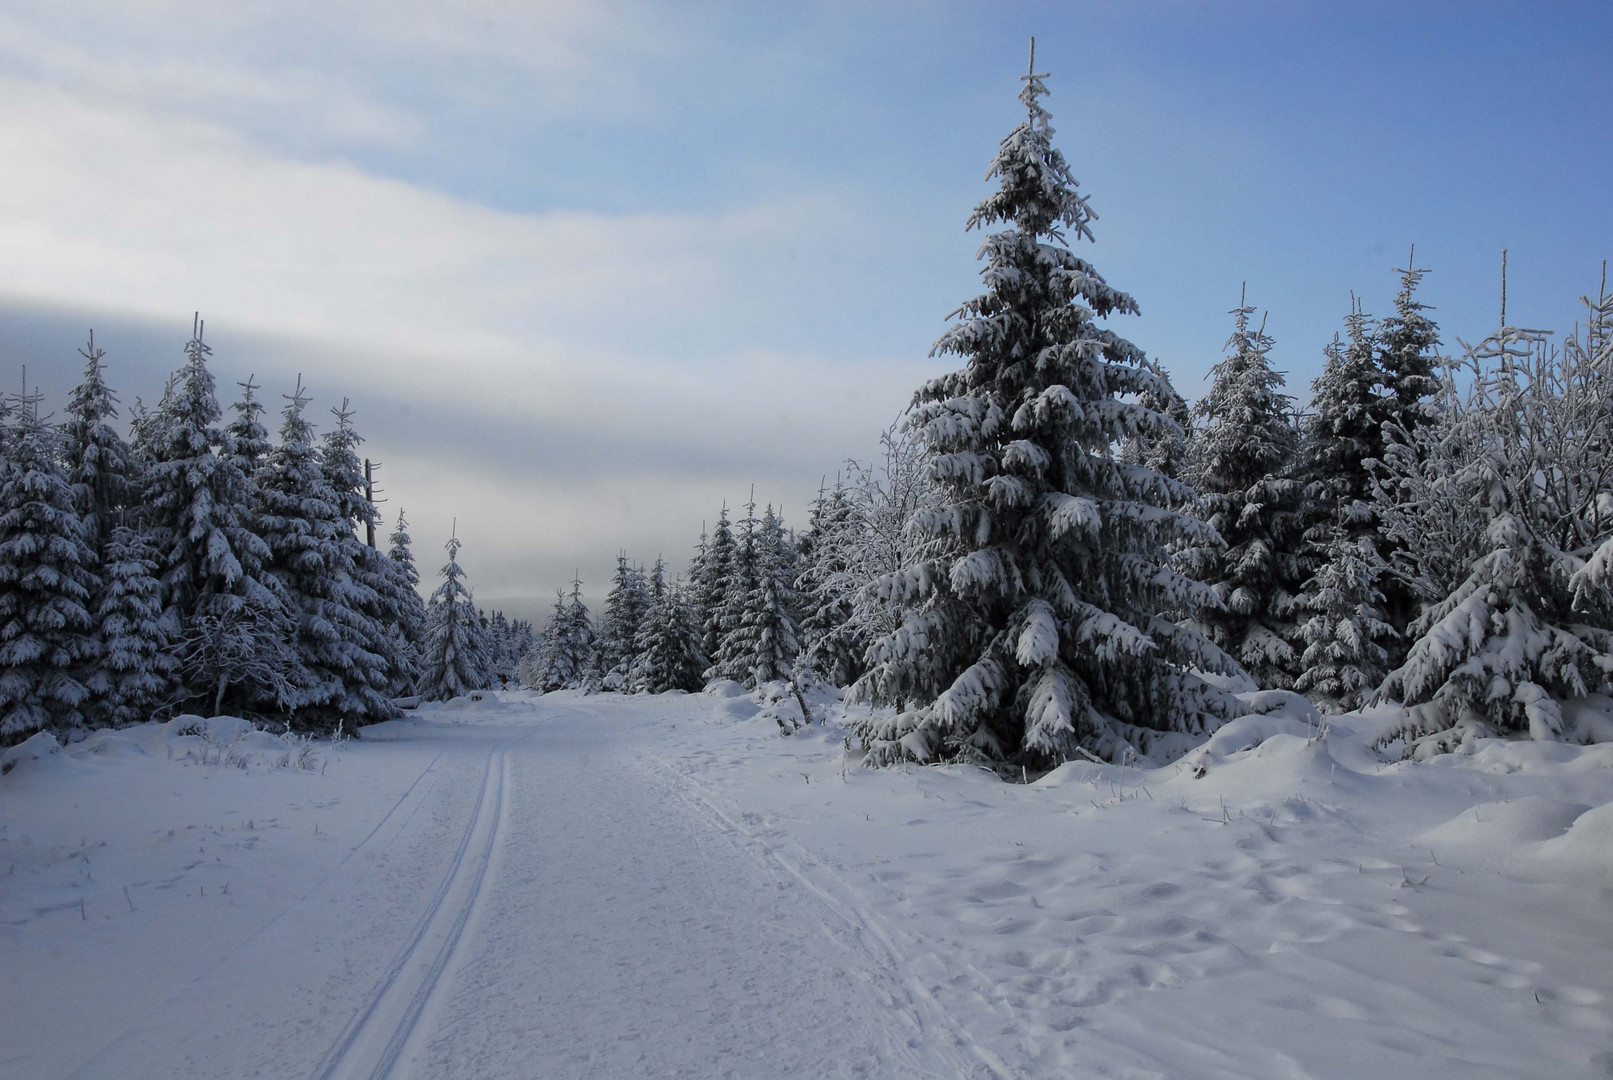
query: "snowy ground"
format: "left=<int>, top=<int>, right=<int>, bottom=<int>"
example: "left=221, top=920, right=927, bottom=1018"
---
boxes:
left=4, top=690, right=1613, bottom=1079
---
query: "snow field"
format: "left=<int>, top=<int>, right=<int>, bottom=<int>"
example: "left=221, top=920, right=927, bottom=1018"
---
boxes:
left=5, top=689, right=1613, bottom=1078
left=653, top=686, right=1613, bottom=1078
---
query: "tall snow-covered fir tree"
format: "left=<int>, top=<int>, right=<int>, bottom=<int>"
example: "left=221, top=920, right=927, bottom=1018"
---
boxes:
left=419, top=533, right=490, bottom=701
left=0, top=391, right=101, bottom=738
left=1374, top=250, right=1443, bottom=446
left=225, top=376, right=273, bottom=480
left=628, top=559, right=706, bottom=693
left=1302, top=304, right=1384, bottom=536
left=795, top=479, right=866, bottom=686
left=385, top=508, right=428, bottom=695
left=256, top=382, right=389, bottom=730
left=142, top=317, right=287, bottom=713
left=319, top=400, right=402, bottom=724
left=849, top=56, right=1236, bottom=769
left=596, top=553, right=649, bottom=688
left=1375, top=266, right=1613, bottom=752
left=62, top=333, right=138, bottom=562
left=1371, top=252, right=1446, bottom=647
left=708, top=498, right=761, bottom=684
left=694, top=507, right=734, bottom=669
left=1293, top=304, right=1397, bottom=710
left=745, top=505, right=801, bottom=685
left=533, top=576, right=596, bottom=691
left=1181, top=293, right=1307, bottom=690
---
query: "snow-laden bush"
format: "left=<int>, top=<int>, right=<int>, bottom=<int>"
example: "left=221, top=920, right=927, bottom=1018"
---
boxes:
left=1373, top=275, right=1613, bottom=750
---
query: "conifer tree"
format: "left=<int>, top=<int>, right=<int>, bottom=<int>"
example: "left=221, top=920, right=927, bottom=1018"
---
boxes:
left=1374, top=249, right=1443, bottom=444
left=1182, top=293, right=1307, bottom=690
left=90, top=525, right=175, bottom=726
left=62, top=332, right=137, bottom=561
left=596, top=553, right=649, bottom=688
left=386, top=508, right=428, bottom=694
left=694, top=507, right=734, bottom=667
left=534, top=576, right=596, bottom=691
left=796, top=480, right=865, bottom=685
left=0, top=392, right=101, bottom=737
left=629, top=559, right=706, bottom=693
left=256, top=382, right=388, bottom=729
left=850, top=54, right=1236, bottom=768
left=1294, top=304, right=1396, bottom=709
left=419, top=533, right=488, bottom=701
left=225, top=376, right=273, bottom=479
left=319, top=400, right=401, bottom=723
left=737, top=504, right=800, bottom=685
left=1371, top=251, right=1445, bottom=646
left=708, top=497, right=761, bottom=684
left=1302, top=306, right=1383, bottom=532
left=142, top=317, right=287, bottom=714
left=1295, top=530, right=1395, bottom=712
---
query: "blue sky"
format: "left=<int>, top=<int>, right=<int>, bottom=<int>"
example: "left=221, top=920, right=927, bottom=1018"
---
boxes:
left=3, top=1, right=1609, bottom=612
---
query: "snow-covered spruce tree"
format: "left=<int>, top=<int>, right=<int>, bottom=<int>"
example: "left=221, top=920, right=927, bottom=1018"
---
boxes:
left=62, top=332, right=138, bottom=562
left=319, top=400, right=402, bottom=723
left=1293, top=305, right=1397, bottom=710
left=143, top=318, right=289, bottom=714
left=89, top=525, right=175, bottom=726
left=257, top=382, right=391, bottom=731
left=693, top=507, right=734, bottom=669
left=1301, top=304, right=1384, bottom=541
left=1375, top=268, right=1613, bottom=751
left=385, top=509, right=429, bottom=695
left=0, top=393, right=101, bottom=739
left=487, top=610, right=513, bottom=677
left=1374, top=250, right=1444, bottom=448
left=225, top=376, right=273, bottom=479
left=1371, top=252, right=1445, bottom=645
left=708, top=497, right=762, bottom=684
left=1295, top=530, right=1395, bottom=713
left=729, top=504, right=800, bottom=686
left=849, top=61, right=1236, bottom=769
left=596, top=553, right=649, bottom=689
left=795, top=479, right=865, bottom=686
left=629, top=559, right=706, bottom=693
left=1181, top=294, right=1307, bottom=690
left=534, top=576, right=596, bottom=691
left=419, top=533, right=489, bottom=701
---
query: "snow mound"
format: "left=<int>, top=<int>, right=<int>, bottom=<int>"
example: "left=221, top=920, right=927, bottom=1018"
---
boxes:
left=1420, top=797, right=1590, bottom=854
left=1540, top=803, right=1613, bottom=878
left=76, top=730, right=150, bottom=758
left=1, top=730, right=63, bottom=777
left=1197, top=711, right=1318, bottom=758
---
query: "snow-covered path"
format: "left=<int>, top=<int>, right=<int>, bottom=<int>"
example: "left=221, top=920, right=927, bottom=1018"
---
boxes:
left=411, top=703, right=976, bottom=1079
left=8, top=696, right=980, bottom=1080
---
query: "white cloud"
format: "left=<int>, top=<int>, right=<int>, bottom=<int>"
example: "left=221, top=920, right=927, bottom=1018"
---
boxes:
left=0, top=67, right=926, bottom=596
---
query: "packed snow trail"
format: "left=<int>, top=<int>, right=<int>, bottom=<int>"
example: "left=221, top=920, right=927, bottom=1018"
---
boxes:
left=8, top=696, right=981, bottom=1080
left=412, top=701, right=983, bottom=1079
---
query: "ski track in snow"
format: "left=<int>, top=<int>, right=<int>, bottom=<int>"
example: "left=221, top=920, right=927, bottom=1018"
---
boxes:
left=311, top=740, right=513, bottom=1080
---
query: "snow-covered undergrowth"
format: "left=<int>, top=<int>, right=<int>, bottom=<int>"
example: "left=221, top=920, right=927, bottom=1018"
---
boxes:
left=649, top=681, right=1613, bottom=1078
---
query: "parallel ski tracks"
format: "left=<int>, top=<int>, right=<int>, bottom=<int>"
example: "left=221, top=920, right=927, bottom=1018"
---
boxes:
left=311, top=743, right=513, bottom=1080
